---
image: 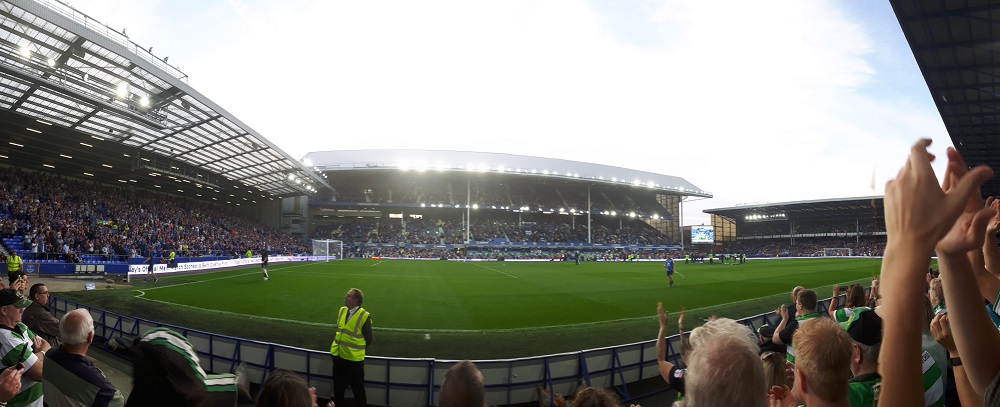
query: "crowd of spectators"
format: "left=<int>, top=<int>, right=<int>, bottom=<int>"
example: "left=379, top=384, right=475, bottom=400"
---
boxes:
left=6, top=141, right=999, bottom=407
left=728, top=238, right=887, bottom=258
left=740, top=221, right=887, bottom=237
left=0, top=167, right=308, bottom=263
left=637, top=141, right=1000, bottom=407
left=313, top=216, right=678, bottom=246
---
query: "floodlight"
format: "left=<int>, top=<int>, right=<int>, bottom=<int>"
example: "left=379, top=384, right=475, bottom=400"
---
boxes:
left=18, top=45, right=30, bottom=59
left=473, top=204, right=479, bottom=209
left=629, top=212, right=636, bottom=218
left=302, top=158, right=313, bottom=167
left=47, top=58, right=56, bottom=68
left=611, top=211, right=617, bottom=216
left=647, top=181, right=655, bottom=188
left=139, top=95, right=150, bottom=107
left=115, top=82, right=128, bottom=98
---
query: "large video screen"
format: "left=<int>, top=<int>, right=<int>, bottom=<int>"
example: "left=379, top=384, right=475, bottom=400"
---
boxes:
left=691, top=226, right=714, bottom=244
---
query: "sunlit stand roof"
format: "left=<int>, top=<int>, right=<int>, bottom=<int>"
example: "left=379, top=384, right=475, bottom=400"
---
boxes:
left=304, top=149, right=712, bottom=197
left=0, top=0, right=331, bottom=201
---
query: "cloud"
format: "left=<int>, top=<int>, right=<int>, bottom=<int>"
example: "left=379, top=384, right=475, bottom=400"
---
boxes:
left=66, top=0, right=948, bottom=226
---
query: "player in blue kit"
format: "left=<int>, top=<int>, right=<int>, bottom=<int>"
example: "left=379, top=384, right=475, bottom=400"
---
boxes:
left=665, top=256, right=675, bottom=288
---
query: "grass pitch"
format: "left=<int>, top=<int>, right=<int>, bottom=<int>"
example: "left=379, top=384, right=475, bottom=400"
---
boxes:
left=60, top=258, right=883, bottom=359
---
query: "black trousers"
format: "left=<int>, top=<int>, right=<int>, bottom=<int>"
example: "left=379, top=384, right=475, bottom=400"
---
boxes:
left=333, top=356, right=366, bottom=407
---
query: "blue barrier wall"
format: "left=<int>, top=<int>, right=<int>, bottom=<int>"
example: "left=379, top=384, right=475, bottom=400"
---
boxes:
left=48, top=294, right=846, bottom=406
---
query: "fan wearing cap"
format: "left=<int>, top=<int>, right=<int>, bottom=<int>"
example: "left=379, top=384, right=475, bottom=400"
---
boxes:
left=0, top=289, right=51, bottom=407
left=845, top=309, right=882, bottom=407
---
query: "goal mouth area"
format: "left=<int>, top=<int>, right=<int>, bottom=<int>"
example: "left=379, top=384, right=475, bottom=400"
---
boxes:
left=821, top=248, right=852, bottom=257
left=311, top=239, right=344, bottom=260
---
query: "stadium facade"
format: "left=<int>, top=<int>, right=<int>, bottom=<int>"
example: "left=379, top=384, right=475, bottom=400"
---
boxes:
left=704, top=196, right=887, bottom=257
left=296, top=149, right=712, bottom=255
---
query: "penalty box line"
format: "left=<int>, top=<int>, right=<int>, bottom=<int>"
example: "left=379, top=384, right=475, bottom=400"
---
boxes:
left=134, top=262, right=316, bottom=294
left=471, top=262, right=517, bottom=279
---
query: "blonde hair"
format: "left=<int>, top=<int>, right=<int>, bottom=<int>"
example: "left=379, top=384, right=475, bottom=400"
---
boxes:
left=688, top=318, right=757, bottom=351
left=761, top=352, right=787, bottom=390
left=685, top=334, right=765, bottom=407
left=792, top=318, right=852, bottom=403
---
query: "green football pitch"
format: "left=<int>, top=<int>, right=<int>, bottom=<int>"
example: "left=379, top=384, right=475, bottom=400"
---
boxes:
left=62, top=258, right=884, bottom=359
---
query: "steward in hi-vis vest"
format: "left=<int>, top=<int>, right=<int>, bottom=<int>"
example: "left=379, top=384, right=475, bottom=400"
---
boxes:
left=329, top=288, right=373, bottom=407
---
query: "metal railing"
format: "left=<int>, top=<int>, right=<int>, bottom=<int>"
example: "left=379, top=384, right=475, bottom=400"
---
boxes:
left=47, top=294, right=845, bottom=406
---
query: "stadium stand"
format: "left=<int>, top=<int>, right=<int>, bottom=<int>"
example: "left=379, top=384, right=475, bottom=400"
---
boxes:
left=0, top=164, right=308, bottom=265
left=0, top=0, right=993, bottom=406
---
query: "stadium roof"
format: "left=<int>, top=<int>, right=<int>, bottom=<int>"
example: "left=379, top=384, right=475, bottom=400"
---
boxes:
left=303, top=149, right=712, bottom=197
left=0, top=0, right=332, bottom=200
left=890, top=0, right=1000, bottom=198
left=704, top=196, right=885, bottom=223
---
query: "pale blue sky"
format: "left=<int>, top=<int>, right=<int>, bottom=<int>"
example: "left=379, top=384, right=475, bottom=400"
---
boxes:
left=70, top=0, right=951, bottom=225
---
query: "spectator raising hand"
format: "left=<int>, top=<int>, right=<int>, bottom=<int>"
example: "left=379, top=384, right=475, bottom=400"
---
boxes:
left=879, top=140, right=993, bottom=407
left=932, top=146, right=1000, bottom=402
left=654, top=302, right=687, bottom=399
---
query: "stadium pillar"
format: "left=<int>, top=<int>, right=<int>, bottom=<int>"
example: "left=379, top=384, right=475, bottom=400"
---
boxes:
left=587, top=186, right=592, bottom=244
left=679, top=198, right=684, bottom=251
left=466, top=176, right=471, bottom=244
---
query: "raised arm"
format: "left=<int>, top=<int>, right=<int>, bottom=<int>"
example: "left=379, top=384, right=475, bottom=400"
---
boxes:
left=976, top=197, right=1000, bottom=302
left=827, top=285, right=841, bottom=319
left=931, top=146, right=1000, bottom=395
left=878, top=141, right=989, bottom=407
left=931, top=314, right=983, bottom=406
left=771, top=305, right=790, bottom=345
left=655, top=302, right=675, bottom=383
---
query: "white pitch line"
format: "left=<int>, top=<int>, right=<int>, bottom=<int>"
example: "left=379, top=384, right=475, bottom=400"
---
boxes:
left=289, top=271, right=506, bottom=279
left=134, top=262, right=315, bottom=292
left=370, top=261, right=383, bottom=267
left=134, top=296, right=338, bottom=328
left=471, top=262, right=518, bottom=279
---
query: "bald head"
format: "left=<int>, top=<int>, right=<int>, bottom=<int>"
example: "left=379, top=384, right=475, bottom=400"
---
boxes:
left=60, top=309, right=94, bottom=347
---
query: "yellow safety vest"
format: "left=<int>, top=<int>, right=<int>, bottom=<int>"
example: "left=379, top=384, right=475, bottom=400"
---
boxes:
left=330, top=306, right=369, bottom=361
left=6, top=255, right=20, bottom=273
left=246, top=250, right=252, bottom=258
left=169, top=251, right=176, bottom=261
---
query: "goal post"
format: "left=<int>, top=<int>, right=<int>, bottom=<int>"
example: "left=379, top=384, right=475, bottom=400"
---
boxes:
left=312, top=239, right=343, bottom=261
left=822, top=248, right=852, bottom=257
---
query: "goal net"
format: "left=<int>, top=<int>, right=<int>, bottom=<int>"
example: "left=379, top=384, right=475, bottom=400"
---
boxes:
left=312, top=239, right=343, bottom=261
left=822, top=248, right=852, bottom=257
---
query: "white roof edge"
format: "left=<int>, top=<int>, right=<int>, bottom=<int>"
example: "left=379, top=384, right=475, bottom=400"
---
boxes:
left=303, top=149, right=713, bottom=197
